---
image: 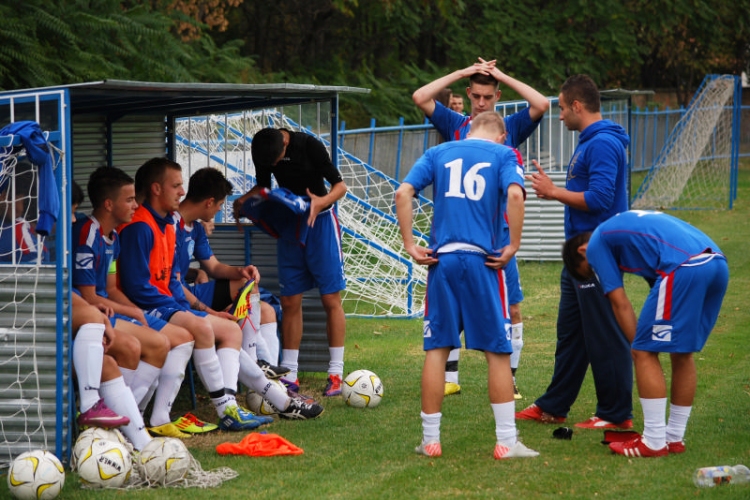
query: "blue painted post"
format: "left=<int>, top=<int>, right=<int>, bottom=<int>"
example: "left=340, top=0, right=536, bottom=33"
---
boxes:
left=395, top=117, right=405, bottom=181
left=339, top=120, right=346, bottom=150
left=368, top=118, right=376, bottom=167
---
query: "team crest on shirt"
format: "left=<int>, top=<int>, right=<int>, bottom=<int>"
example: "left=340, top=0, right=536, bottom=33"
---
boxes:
left=75, top=251, right=94, bottom=270
left=423, top=320, right=432, bottom=338
left=652, top=325, right=672, bottom=342
left=567, top=152, right=580, bottom=181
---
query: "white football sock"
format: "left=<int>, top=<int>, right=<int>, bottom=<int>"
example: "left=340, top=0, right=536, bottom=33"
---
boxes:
left=666, top=403, right=692, bottom=443
left=119, top=367, right=136, bottom=388
left=260, top=322, right=279, bottom=363
left=240, top=318, right=258, bottom=362
left=192, top=347, right=225, bottom=393
left=73, top=323, right=105, bottom=413
left=128, top=361, right=161, bottom=406
left=492, top=401, right=517, bottom=446
left=328, top=346, right=344, bottom=377
left=510, top=323, right=523, bottom=370
left=421, top=411, right=441, bottom=444
left=150, top=341, right=193, bottom=427
left=641, top=397, right=667, bottom=450
left=217, top=347, right=241, bottom=394
left=281, top=349, right=299, bottom=381
left=139, top=379, right=158, bottom=413
left=99, top=377, right=151, bottom=450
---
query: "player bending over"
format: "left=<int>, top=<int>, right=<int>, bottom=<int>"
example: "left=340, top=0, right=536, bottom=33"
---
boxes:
left=563, top=210, right=728, bottom=457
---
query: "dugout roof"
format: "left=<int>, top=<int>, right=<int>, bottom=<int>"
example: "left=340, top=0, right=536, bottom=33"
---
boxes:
left=15, top=79, right=370, bottom=117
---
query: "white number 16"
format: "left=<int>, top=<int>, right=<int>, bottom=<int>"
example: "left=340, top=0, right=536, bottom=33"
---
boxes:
left=444, top=159, right=490, bottom=200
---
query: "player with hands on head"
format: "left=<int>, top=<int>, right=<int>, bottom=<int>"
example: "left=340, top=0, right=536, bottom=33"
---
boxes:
left=396, top=111, right=537, bottom=460
left=562, top=210, right=728, bottom=457
left=413, top=57, right=550, bottom=398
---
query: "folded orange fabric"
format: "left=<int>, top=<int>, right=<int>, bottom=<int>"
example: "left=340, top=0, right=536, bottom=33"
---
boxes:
left=216, top=432, right=304, bottom=457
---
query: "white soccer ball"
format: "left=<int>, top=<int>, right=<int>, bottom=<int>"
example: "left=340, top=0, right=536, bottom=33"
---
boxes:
left=245, top=379, right=284, bottom=416
left=75, top=439, right=131, bottom=489
left=71, top=427, right=128, bottom=471
left=7, top=449, right=65, bottom=500
left=341, top=369, right=384, bottom=408
left=137, top=437, right=191, bottom=486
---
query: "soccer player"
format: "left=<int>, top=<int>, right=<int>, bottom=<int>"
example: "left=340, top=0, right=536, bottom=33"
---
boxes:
left=119, top=158, right=320, bottom=424
left=396, top=112, right=538, bottom=459
left=174, top=167, right=287, bottom=379
left=233, top=127, right=348, bottom=397
left=412, top=57, right=550, bottom=398
left=72, top=167, right=217, bottom=439
left=562, top=210, right=728, bottom=457
left=518, top=74, right=633, bottom=429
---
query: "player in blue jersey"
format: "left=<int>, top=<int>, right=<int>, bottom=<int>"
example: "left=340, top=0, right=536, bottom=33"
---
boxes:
left=413, top=57, right=550, bottom=398
left=233, top=128, right=348, bottom=397
left=519, top=75, right=633, bottom=430
left=120, top=158, right=321, bottom=423
left=173, top=167, right=286, bottom=378
left=396, top=112, right=538, bottom=459
left=562, top=210, right=729, bottom=457
left=73, top=166, right=226, bottom=438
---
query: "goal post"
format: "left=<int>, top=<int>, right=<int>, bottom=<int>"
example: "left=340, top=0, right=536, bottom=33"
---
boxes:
left=632, top=74, right=741, bottom=210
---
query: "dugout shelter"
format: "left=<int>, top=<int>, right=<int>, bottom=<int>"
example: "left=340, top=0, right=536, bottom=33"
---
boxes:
left=0, top=80, right=369, bottom=467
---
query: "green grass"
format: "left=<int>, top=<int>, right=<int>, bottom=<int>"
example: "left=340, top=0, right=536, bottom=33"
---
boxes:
left=4, top=161, right=750, bottom=499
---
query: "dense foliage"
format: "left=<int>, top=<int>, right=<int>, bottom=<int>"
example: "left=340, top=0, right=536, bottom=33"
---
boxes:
left=1, top=0, right=747, bottom=127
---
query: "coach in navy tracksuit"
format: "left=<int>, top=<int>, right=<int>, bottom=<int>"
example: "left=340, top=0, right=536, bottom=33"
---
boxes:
left=518, top=74, right=633, bottom=429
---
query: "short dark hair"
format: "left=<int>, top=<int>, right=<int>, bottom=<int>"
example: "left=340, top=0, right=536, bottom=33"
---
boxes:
left=184, top=167, right=233, bottom=203
left=562, top=232, right=593, bottom=281
left=251, top=128, right=285, bottom=170
left=71, top=180, right=85, bottom=206
left=469, top=73, right=500, bottom=88
left=87, top=166, right=134, bottom=209
left=135, top=157, right=181, bottom=201
left=560, top=75, right=601, bottom=113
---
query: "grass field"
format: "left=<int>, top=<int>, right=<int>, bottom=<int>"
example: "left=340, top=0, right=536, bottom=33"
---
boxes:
left=3, top=162, right=750, bottom=499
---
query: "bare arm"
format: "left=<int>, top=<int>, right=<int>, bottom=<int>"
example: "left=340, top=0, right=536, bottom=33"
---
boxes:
left=486, top=184, right=525, bottom=270
left=307, top=180, right=347, bottom=227
left=412, top=59, right=495, bottom=118
left=526, top=160, right=588, bottom=211
left=200, top=255, right=260, bottom=284
left=607, top=287, right=636, bottom=343
left=395, top=182, right=438, bottom=266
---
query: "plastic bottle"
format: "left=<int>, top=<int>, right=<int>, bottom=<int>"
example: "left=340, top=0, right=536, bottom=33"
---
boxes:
left=693, top=465, right=750, bottom=487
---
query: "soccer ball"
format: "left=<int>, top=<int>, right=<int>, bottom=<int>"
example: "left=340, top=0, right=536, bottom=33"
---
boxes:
left=137, top=437, right=191, bottom=486
left=245, top=379, right=285, bottom=416
left=75, top=439, right=132, bottom=489
left=71, top=427, right=128, bottom=471
left=341, top=369, right=383, bottom=408
left=7, top=449, right=65, bottom=500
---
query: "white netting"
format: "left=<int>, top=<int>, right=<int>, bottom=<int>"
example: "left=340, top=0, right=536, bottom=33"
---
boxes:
left=632, top=75, right=738, bottom=210
left=174, top=110, right=431, bottom=317
left=0, top=141, right=52, bottom=469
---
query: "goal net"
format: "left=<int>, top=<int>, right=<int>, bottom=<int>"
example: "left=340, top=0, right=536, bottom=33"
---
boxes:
left=632, top=74, right=741, bottom=210
left=175, top=110, right=431, bottom=317
left=0, top=136, right=57, bottom=469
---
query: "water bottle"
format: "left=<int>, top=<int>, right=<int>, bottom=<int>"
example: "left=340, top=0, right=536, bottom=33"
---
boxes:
left=693, top=465, right=750, bottom=487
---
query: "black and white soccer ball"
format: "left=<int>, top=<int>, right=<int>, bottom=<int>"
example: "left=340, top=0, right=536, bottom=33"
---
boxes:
left=341, top=369, right=384, bottom=408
